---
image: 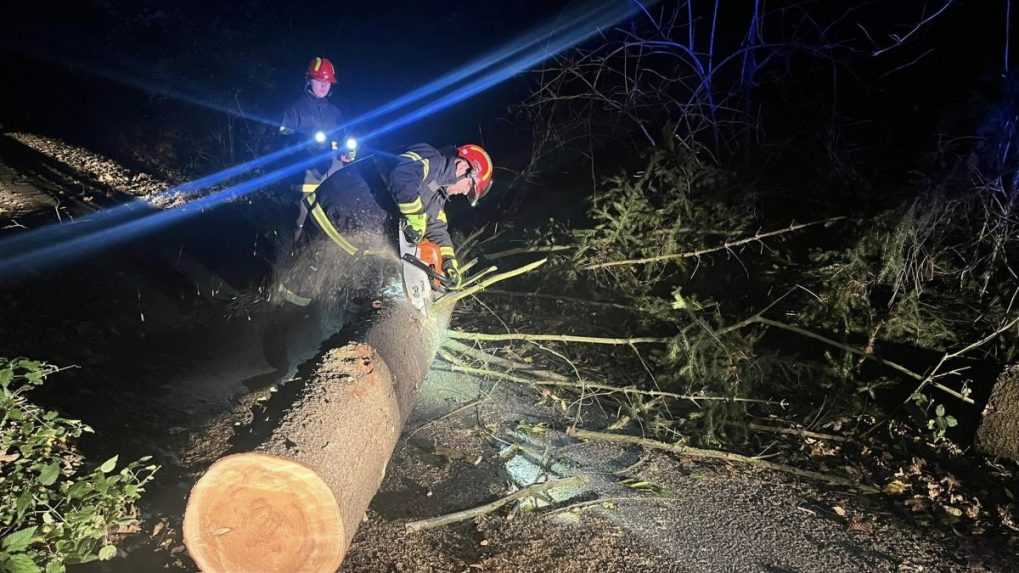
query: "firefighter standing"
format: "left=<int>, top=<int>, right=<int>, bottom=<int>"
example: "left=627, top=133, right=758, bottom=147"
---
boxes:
left=278, top=56, right=356, bottom=241
left=389, top=143, right=494, bottom=288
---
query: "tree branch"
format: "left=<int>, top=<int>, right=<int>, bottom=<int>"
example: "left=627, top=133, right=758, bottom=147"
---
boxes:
left=567, top=428, right=878, bottom=493
left=448, top=331, right=671, bottom=345
left=583, top=217, right=845, bottom=270
left=433, top=258, right=548, bottom=309
left=436, top=360, right=785, bottom=407
left=405, top=475, right=589, bottom=532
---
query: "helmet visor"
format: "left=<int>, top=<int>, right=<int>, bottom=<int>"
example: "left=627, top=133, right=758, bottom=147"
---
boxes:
left=466, top=168, right=491, bottom=206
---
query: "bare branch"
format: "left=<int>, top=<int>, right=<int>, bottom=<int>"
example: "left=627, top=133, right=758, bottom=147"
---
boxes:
left=871, top=0, right=956, bottom=56
left=583, top=217, right=845, bottom=270
left=567, top=428, right=879, bottom=492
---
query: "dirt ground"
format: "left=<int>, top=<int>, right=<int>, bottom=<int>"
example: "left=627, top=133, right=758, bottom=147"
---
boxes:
left=338, top=347, right=1016, bottom=573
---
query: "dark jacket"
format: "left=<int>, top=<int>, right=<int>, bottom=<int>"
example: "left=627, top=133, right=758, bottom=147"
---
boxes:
left=388, top=143, right=461, bottom=253
left=280, top=91, right=345, bottom=138
left=279, top=91, right=347, bottom=183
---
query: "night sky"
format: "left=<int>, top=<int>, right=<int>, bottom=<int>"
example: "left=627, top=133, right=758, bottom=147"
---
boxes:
left=0, top=1, right=1013, bottom=175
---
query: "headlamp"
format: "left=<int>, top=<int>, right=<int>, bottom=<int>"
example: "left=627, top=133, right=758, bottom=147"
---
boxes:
left=313, top=131, right=327, bottom=144
left=345, top=137, right=358, bottom=151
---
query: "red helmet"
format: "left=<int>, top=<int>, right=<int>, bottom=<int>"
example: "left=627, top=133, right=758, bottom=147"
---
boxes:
left=457, top=144, right=494, bottom=206
left=306, top=57, right=337, bottom=84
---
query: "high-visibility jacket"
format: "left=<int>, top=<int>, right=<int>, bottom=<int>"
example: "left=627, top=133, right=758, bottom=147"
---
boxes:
left=389, top=143, right=459, bottom=259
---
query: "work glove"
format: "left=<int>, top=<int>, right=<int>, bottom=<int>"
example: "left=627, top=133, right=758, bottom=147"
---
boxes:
left=402, top=212, right=427, bottom=244
left=442, top=256, right=463, bottom=289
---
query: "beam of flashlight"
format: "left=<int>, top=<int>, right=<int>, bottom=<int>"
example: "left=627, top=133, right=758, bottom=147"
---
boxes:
left=0, top=152, right=331, bottom=279
left=361, top=0, right=640, bottom=140
left=0, top=136, right=316, bottom=263
left=0, top=0, right=647, bottom=279
left=342, top=0, right=624, bottom=133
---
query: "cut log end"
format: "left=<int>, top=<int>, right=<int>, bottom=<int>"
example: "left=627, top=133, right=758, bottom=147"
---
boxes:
left=183, top=453, right=345, bottom=573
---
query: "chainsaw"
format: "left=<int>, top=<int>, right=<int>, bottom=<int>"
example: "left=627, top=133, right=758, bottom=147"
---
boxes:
left=398, top=234, right=455, bottom=313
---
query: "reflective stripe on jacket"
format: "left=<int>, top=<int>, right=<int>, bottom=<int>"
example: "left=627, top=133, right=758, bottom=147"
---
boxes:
left=389, top=143, right=459, bottom=252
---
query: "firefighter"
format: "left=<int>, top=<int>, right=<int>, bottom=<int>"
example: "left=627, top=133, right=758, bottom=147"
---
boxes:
left=389, top=143, right=494, bottom=288
left=278, top=56, right=356, bottom=242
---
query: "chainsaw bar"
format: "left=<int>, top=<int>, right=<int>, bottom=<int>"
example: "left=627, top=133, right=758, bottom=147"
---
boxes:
left=401, top=254, right=453, bottom=290
left=398, top=229, right=432, bottom=313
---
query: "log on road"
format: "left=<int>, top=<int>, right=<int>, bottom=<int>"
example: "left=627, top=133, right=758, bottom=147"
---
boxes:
left=183, top=301, right=452, bottom=573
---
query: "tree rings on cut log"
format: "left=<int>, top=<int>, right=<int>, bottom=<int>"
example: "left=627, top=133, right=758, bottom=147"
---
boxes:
left=183, top=453, right=344, bottom=573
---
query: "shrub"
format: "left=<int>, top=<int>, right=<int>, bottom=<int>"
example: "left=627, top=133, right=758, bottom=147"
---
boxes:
left=0, top=358, right=157, bottom=573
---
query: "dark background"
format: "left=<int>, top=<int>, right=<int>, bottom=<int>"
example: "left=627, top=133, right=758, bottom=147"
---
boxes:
left=0, top=0, right=1014, bottom=200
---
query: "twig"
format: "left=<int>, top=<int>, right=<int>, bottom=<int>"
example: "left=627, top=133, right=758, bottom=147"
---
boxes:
left=879, top=47, right=936, bottom=78
left=612, top=455, right=651, bottom=476
left=405, top=475, right=589, bottom=532
left=485, top=245, right=574, bottom=260
left=584, top=217, right=845, bottom=270
left=457, top=225, right=489, bottom=257
left=460, top=266, right=499, bottom=290
left=871, top=0, right=956, bottom=56
left=405, top=396, right=490, bottom=439
left=567, top=428, right=878, bottom=493
left=434, top=258, right=548, bottom=309
left=544, top=495, right=680, bottom=517
left=897, top=315, right=1019, bottom=408
left=860, top=317, right=1019, bottom=438
left=751, top=317, right=972, bottom=404
left=745, top=422, right=853, bottom=443
left=448, top=331, right=671, bottom=345
left=753, top=317, right=920, bottom=381
left=481, top=288, right=640, bottom=312
left=441, top=339, right=571, bottom=381
left=436, top=361, right=784, bottom=406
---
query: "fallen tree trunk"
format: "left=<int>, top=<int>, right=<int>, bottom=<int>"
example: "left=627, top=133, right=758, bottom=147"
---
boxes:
left=182, top=301, right=451, bottom=573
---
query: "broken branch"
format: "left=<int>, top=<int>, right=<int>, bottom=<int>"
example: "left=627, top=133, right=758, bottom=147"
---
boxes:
left=405, top=475, right=589, bottom=532
left=437, top=360, right=784, bottom=406
left=567, top=428, right=878, bottom=493
left=481, top=288, right=640, bottom=311
left=434, top=258, right=548, bottom=309
left=584, top=217, right=845, bottom=270
left=441, top=339, right=571, bottom=381
left=752, top=317, right=974, bottom=404
left=745, top=422, right=853, bottom=443
left=484, top=245, right=574, bottom=260
left=896, top=315, right=1019, bottom=409
left=448, top=331, right=670, bottom=345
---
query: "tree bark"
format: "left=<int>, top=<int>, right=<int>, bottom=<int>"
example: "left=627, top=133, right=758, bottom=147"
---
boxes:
left=183, top=302, right=452, bottom=573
